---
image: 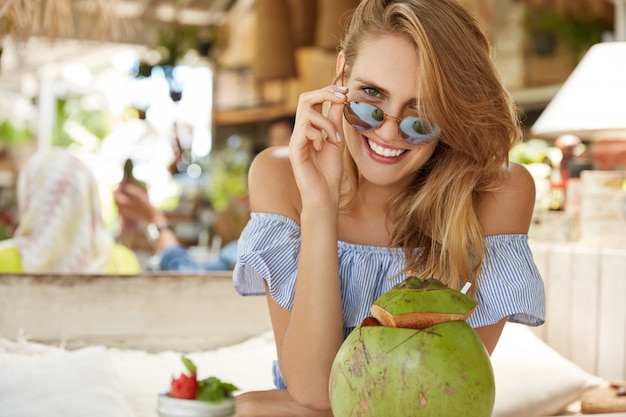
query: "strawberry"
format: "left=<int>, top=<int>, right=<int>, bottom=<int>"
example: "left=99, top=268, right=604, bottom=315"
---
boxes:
left=170, top=372, right=199, bottom=400
left=167, top=355, right=238, bottom=402
left=169, top=355, right=199, bottom=399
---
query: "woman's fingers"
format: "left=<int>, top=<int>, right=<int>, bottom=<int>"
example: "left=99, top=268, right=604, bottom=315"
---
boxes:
left=325, top=95, right=346, bottom=144
left=304, top=123, right=326, bottom=151
left=293, top=86, right=347, bottom=151
left=289, top=85, right=347, bottom=205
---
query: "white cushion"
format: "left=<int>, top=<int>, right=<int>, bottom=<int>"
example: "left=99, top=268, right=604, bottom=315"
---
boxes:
left=106, top=331, right=277, bottom=416
left=0, top=346, right=134, bottom=417
left=491, top=323, right=605, bottom=417
left=0, top=325, right=606, bottom=417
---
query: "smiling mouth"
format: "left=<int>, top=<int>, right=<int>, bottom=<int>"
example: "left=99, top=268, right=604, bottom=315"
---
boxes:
left=367, top=138, right=407, bottom=158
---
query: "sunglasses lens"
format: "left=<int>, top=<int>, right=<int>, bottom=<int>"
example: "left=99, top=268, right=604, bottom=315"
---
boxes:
left=344, top=101, right=440, bottom=144
left=344, top=102, right=384, bottom=130
left=399, top=118, right=440, bottom=144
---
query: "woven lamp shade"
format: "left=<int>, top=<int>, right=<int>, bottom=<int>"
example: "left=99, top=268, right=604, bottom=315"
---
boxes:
left=288, top=0, right=318, bottom=46
left=218, top=5, right=256, bottom=69
left=253, top=0, right=298, bottom=81
left=315, top=0, right=360, bottom=51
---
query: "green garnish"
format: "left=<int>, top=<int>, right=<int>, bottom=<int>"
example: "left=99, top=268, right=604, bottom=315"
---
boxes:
left=178, top=355, right=239, bottom=403
left=196, top=376, right=239, bottom=403
left=181, top=355, right=197, bottom=374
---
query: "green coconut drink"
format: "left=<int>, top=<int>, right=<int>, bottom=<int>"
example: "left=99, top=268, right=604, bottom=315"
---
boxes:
left=328, top=277, right=495, bottom=417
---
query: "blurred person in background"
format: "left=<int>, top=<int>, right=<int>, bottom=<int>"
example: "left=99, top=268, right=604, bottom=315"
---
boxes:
left=266, top=116, right=295, bottom=148
left=114, top=116, right=294, bottom=271
left=114, top=179, right=238, bottom=271
left=0, top=147, right=141, bottom=274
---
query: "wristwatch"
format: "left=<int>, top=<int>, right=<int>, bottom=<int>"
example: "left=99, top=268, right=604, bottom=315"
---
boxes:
left=146, top=223, right=171, bottom=242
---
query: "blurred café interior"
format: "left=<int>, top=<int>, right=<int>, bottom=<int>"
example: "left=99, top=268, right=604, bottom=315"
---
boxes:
left=2, top=0, right=626, bottom=405
left=1, top=0, right=626, bottom=260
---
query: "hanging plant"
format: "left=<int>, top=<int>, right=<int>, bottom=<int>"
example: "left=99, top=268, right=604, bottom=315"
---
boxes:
left=524, top=6, right=610, bottom=58
left=207, top=145, right=250, bottom=212
left=0, top=120, right=33, bottom=145
left=557, top=12, right=609, bottom=55
left=0, top=96, right=35, bottom=146
left=525, top=7, right=561, bottom=56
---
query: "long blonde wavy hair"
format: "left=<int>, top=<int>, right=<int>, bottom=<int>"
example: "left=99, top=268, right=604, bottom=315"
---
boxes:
left=338, top=0, right=522, bottom=294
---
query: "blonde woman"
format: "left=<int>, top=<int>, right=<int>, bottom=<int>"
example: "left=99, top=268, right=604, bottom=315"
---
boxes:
left=0, top=147, right=140, bottom=274
left=232, top=0, right=545, bottom=415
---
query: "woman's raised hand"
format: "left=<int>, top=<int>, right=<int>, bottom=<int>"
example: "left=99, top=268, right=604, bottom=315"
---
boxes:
left=114, top=180, right=159, bottom=224
left=289, top=85, right=347, bottom=209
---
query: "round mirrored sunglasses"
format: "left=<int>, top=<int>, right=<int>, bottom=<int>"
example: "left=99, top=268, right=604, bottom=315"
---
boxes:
left=343, top=101, right=440, bottom=145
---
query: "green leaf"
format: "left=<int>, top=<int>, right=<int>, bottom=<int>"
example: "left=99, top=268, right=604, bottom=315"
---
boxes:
left=181, top=355, right=197, bottom=374
left=196, top=376, right=239, bottom=403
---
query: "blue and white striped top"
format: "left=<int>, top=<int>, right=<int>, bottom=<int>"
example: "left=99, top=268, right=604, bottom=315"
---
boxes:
left=233, top=212, right=545, bottom=388
left=234, top=212, right=545, bottom=331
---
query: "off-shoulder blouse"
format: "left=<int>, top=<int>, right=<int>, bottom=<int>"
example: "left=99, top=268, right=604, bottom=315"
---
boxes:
left=233, top=212, right=545, bottom=333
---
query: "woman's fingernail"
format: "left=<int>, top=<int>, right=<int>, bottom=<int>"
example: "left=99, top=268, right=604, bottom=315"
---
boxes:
left=337, top=85, right=348, bottom=91
left=334, top=91, right=345, bottom=99
left=336, top=132, right=343, bottom=143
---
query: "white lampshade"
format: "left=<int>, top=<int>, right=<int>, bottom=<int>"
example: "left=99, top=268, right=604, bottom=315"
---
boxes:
left=531, top=42, right=626, bottom=140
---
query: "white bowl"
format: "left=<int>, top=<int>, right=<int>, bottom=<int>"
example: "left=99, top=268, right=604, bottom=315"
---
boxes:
left=157, top=393, right=235, bottom=417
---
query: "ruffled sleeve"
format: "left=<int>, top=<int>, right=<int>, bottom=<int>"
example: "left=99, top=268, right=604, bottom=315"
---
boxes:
left=234, top=214, right=545, bottom=330
left=233, top=213, right=302, bottom=307
left=468, top=234, right=545, bottom=328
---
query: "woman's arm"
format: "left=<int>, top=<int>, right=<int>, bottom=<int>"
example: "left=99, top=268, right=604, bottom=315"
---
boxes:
left=476, top=162, right=536, bottom=237
left=474, top=318, right=507, bottom=355
left=234, top=390, right=333, bottom=417
left=247, top=86, right=348, bottom=411
left=248, top=149, right=343, bottom=409
left=247, top=154, right=343, bottom=410
left=474, top=161, right=537, bottom=354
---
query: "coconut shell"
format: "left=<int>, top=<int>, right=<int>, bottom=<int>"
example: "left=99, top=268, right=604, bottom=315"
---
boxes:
left=370, top=277, right=478, bottom=330
left=330, top=321, right=495, bottom=417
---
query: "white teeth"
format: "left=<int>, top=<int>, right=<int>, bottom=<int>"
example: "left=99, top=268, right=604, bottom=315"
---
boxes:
left=367, top=139, right=405, bottom=157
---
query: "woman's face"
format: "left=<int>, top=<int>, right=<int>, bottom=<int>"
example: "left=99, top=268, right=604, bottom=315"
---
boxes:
left=341, top=33, right=438, bottom=189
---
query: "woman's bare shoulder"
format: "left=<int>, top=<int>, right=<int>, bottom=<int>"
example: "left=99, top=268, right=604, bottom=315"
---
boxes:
left=248, top=147, right=301, bottom=218
left=477, top=162, right=536, bottom=236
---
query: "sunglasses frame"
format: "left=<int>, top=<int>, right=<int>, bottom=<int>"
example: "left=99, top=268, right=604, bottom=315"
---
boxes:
left=342, top=100, right=441, bottom=145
